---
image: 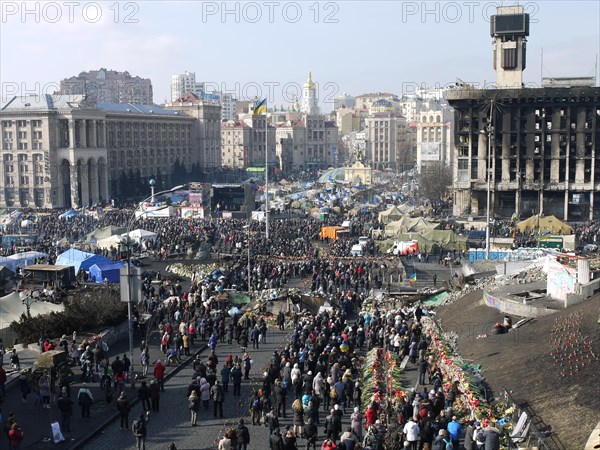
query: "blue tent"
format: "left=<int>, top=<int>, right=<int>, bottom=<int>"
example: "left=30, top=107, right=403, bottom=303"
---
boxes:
left=55, top=249, right=112, bottom=274
left=58, top=209, right=80, bottom=221
left=88, top=262, right=125, bottom=283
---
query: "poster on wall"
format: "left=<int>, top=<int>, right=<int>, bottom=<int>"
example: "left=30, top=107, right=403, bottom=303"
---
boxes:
left=421, top=142, right=441, bottom=161
left=188, top=192, right=203, bottom=206
left=180, top=206, right=204, bottom=219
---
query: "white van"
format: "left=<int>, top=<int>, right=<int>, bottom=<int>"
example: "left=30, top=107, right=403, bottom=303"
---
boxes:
left=351, top=244, right=364, bottom=257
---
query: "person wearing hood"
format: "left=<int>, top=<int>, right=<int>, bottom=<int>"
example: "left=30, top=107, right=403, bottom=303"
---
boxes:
left=463, top=420, right=477, bottom=450
left=350, top=407, right=363, bottom=439
left=482, top=423, right=501, bottom=450
left=312, top=371, right=324, bottom=399
left=340, top=427, right=358, bottom=450
left=199, top=378, right=210, bottom=409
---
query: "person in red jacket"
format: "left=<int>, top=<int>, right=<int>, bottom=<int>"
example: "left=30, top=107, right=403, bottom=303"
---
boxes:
left=154, top=359, right=166, bottom=392
left=365, top=403, right=377, bottom=428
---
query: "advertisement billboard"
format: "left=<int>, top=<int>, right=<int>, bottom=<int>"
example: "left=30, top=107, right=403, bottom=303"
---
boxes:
left=421, top=142, right=441, bottom=161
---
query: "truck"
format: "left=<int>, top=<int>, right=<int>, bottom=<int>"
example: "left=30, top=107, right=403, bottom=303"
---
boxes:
left=387, top=240, right=419, bottom=256
left=319, top=226, right=349, bottom=240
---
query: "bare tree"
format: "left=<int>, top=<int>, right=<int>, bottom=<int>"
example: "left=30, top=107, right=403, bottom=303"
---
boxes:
left=419, top=162, right=453, bottom=202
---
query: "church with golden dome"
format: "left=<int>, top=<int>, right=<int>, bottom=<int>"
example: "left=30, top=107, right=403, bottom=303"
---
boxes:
left=300, top=70, right=319, bottom=115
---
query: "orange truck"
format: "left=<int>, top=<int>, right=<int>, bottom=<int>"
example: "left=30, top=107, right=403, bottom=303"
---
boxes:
left=319, top=226, right=349, bottom=240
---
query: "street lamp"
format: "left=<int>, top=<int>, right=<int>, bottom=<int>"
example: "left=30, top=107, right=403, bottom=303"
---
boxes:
left=149, top=179, right=156, bottom=204
left=480, top=122, right=493, bottom=260
left=123, top=183, right=185, bottom=382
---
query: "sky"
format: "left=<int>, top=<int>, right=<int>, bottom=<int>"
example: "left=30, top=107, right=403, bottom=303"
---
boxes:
left=1, top=1, right=599, bottom=111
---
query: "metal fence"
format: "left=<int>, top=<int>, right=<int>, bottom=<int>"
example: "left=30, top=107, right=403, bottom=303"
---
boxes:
left=501, top=388, right=565, bottom=450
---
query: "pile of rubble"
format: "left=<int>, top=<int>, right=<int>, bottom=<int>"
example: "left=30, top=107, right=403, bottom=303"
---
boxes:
left=495, top=265, right=547, bottom=286
left=436, top=264, right=547, bottom=307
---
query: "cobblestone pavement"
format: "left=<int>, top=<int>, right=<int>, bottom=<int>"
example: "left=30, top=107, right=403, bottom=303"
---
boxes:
left=83, top=326, right=379, bottom=450
left=84, top=328, right=292, bottom=450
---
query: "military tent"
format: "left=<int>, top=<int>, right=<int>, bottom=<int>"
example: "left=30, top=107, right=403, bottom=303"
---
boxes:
left=86, top=225, right=127, bottom=244
left=516, top=215, right=572, bottom=234
left=422, top=230, right=467, bottom=250
left=378, top=206, right=404, bottom=224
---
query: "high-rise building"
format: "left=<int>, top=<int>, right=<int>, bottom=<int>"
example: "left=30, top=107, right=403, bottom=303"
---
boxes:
left=59, top=68, right=153, bottom=104
left=333, top=94, right=356, bottom=110
left=171, top=71, right=205, bottom=102
left=446, top=6, right=599, bottom=220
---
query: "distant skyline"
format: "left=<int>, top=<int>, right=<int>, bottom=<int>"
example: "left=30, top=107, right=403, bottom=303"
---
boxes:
left=1, top=1, right=599, bottom=111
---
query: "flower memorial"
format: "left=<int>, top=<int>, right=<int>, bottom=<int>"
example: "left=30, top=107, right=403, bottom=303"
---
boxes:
left=422, top=317, right=493, bottom=421
left=361, top=347, right=404, bottom=411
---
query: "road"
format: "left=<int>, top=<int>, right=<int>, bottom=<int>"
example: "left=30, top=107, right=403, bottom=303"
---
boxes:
left=84, top=328, right=291, bottom=450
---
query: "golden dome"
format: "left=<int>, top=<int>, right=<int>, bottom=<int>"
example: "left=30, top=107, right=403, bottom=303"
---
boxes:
left=303, top=70, right=316, bottom=90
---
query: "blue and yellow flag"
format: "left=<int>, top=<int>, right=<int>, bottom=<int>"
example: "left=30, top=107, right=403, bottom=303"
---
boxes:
left=538, top=231, right=552, bottom=240
left=253, top=98, right=267, bottom=116
left=409, top=273, right=417, bottom=282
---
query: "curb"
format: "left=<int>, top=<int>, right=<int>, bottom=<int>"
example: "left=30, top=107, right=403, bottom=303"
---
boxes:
left=69, top=344, right=208, bottom=450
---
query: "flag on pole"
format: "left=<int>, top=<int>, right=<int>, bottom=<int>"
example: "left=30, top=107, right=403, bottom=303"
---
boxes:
left=253, top=98, right=267, bottom=116
left=538, top=231, right=552, bottom=240
left=408, top=273, right=417, bottom=282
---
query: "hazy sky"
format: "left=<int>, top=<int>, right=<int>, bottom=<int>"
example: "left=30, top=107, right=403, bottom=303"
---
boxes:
left=1, top=1, right=598, bottom=111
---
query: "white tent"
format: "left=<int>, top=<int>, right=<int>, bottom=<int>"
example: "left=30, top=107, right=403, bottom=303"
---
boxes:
left=0, top=251, right=48, bottom=272
left=121, top=229, right=158, bottom=244
left=0, top=291, right=64, bottom=324
left=96, top=235, right=125, bottom=250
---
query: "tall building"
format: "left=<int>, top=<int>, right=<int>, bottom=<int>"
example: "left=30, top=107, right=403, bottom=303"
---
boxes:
left=165, top=92, right=222, bottom=170
left=0, top=94, right=194, bottom=208
left=491, top=5, right=529, bottom=88
left=416, top=98, right=454, bottom=170
left=301, top=70, right=319, bottom=115
left=333, top=94, right=356, bottom=110
left=171, top=71, right=205, bottom=102
left=364, top=100, right=411, bottom=171
left=215, top=92, right=238, bottom=121
left=59, top=68, right=153, bottom=104
left=446, top=6, right=599, bottom=220
left=221, top=120, right=251, bottom=169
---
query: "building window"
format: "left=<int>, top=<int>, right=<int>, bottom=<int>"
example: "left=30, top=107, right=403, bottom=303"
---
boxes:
left=17, top=120, right=27, bottom=128
left=32, top=142, right=43, bottom=150
left=5, top=176, right=14, bottom=185
left=18, top=154, right=27, bottom=161
left=19, top=164, right=28, bottom=173
left=33, top=131, right=42, bottom=139
left=20, top=176, right=29, bottom=185
left=18, top=142, right=27, bottom=150
left=32, top=120, right=42, bottom=127
left=35, top=176, right=44, bottom=185
left=2, top=121, right=13, bottom=128
left=2, top=142, right=12, bottom=150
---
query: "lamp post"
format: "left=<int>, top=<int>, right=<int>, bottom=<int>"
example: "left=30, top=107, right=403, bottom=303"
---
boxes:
left=480, top=99, right=494, bottom=261
left=149, top=179, right=156, bottom=204
left=123, top=184, right=184, bottom=382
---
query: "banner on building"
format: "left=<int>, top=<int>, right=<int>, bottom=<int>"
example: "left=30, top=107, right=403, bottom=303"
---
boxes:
left=180, top=206, right=204, bottom=219
left=421, top=142, right=441, bottom=161
left=188, top=192, right=203, bottom=206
